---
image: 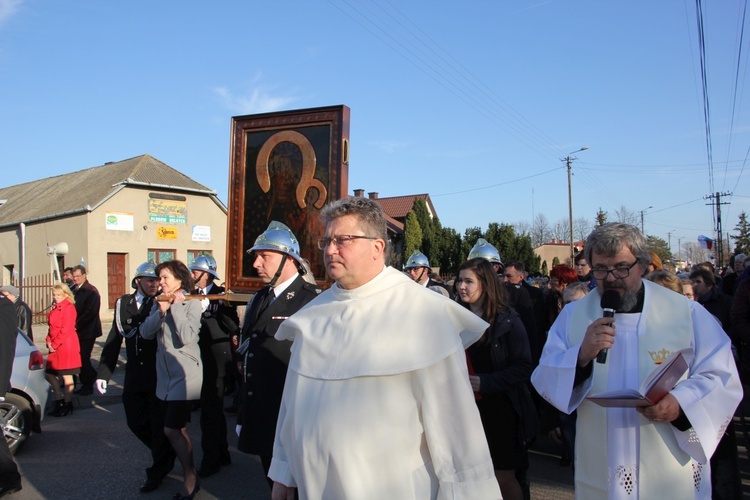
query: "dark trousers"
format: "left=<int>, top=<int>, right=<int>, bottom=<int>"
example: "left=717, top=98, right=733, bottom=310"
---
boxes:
left=78, top=337, right=97, bottom=388
left=0, top=435, right=19, bottom=488
left=260, top=455, right=274, bottom=490
left=122, top=390, right=176, bottom=480
left=199, top=346, right=230, bottom=468
left=710, top=422, right=742, bottom=500
left=559, top=410, right=577, bottom=464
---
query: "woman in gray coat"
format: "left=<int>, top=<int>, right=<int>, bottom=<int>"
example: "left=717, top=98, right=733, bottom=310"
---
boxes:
left=140, top=260, right=203, bottom=500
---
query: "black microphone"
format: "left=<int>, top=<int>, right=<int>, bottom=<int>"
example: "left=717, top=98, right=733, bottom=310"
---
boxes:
left=596, top=289, right=621, bottom=364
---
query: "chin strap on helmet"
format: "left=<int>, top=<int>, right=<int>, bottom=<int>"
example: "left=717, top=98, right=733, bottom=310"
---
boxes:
left=415, top=267, right=427, bottom=283
left=268, top=254, right=289, bottom=287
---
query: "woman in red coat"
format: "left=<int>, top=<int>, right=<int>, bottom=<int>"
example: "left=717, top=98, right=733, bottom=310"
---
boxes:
left=46, top=283, right=81, bottom=417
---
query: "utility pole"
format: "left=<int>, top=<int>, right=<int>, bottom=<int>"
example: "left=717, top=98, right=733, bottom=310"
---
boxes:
left=567, top=156, right=574, bottom=261
left=667, top=231, right=673, bottom=256
left=705, top=192, right=731, bottom=267
left=640, top=206, right=653, bottom=234
left=563, top=147, right=589, bottom=264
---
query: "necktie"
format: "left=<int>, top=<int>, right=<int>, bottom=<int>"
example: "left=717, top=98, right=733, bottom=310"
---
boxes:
left=140, top=297, right=153, bottom=314
left=256, top=288, right=275, bottom=317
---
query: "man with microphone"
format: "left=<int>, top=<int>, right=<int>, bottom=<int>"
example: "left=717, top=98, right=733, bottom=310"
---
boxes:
left=531, top=222, right=741, bottom=498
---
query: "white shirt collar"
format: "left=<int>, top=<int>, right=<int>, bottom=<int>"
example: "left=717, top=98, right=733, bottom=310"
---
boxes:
left=272, top=273, right=300, bottom=298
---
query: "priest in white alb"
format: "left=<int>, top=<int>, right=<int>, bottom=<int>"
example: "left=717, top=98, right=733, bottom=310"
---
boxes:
left=531, top=222, right=741, bottom=499
left=268, top=197, right=501, bottom=500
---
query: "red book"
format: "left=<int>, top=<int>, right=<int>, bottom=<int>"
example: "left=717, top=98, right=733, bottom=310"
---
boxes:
left=586, top=348, right=690, bottom=408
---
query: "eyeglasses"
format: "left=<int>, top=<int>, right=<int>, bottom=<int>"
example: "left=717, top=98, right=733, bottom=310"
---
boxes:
left=591, top=260, right=639, bottom=280
left=317, top=235, right=377, bottom=250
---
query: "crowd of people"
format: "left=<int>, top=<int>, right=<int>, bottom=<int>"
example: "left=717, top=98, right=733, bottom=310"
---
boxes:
left=1, top=198, right=747, bottom=499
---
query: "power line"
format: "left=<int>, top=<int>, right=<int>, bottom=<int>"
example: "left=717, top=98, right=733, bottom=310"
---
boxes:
left=722, top=0, right=748, bottom=190
left=433, top=167, right=561, bottom=196
left=328, top=0, right=570, bottom=163
left=576, top=158, right=746, bottom=170
left=695, top=0, right=716, bottom=194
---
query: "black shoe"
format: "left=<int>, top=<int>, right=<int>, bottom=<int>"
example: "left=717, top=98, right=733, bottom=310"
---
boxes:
left=55, top=401, right=74, bottom=417
left=74, top=386, right=94, bottom=396
left=47, top=400, right=64, bottom=417
left=139, top=478, right=161, bottom=493
left=172, top=479, right=200, bottom=500
left=0, top=480, right=21, bottom=498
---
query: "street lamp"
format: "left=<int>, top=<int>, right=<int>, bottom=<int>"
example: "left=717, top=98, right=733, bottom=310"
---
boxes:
left=640, top=206, right=653, bottom=234
left=564, top=146, right=589, bottom=263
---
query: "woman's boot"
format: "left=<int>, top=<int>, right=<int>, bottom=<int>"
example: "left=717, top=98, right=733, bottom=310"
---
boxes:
left=58, top=401, right=74, bottom=417
left=47, top=400, right=64, bottom=417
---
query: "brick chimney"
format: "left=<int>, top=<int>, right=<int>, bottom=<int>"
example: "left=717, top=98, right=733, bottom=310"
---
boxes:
left=354, top=189, right=364, bottom=197
left=368, top=192, right=378, bottom=199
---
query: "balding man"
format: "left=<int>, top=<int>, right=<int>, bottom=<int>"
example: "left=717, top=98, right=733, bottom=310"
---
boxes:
left=722, top=253, right=747, bottom=297
left=0, top=286, right=32, bottom=341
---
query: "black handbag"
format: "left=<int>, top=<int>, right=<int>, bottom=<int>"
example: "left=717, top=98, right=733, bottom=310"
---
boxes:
left=512, top=382, right=539, bottom=447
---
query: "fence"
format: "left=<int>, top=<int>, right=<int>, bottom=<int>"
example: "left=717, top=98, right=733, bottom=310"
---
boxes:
left=11, top=274, right=56, bottom=325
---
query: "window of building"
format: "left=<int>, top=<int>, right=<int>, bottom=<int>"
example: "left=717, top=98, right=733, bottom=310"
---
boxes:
left=148, top=249, right=176, bottom=265
left=187, top=250, right=213, bottom=266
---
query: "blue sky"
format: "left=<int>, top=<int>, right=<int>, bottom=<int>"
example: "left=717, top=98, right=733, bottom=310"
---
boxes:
left=1, top=0, right=748, bottom=256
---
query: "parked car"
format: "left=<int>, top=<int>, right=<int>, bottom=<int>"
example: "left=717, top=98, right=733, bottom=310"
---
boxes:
left=0, top=330, right=48, bottom=454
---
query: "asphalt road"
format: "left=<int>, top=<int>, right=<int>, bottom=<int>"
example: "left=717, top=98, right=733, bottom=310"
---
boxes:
left=7, top=307, right=749, bottom=497
left=7, top=323, right=578, bottom=499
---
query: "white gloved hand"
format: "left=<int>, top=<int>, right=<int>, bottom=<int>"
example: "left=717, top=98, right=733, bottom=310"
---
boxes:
left=96, top=379, right=107, bottom=394
left=236, top=424, right=242, bottom=437
left=200, top=297, right=210, bottom=313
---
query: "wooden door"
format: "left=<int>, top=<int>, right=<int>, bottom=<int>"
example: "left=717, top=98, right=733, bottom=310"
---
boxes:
left=107, top=253, right=127, bottom=309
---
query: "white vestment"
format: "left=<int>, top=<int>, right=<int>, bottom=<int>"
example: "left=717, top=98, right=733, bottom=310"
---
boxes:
left=268, top=267, right=501, bottom=500
left=531, top=280, right=742, bottom=499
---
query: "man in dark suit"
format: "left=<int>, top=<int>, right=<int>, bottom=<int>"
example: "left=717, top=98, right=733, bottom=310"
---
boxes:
left=0, top=295, right=21, bottom=497
left=189, top=255, right=240, bottom=478
left=404, top=250, right=453, bottom=298
left=236, top=222, right=321, bottom=488
left=95, top=262, right=176, bottom=493
left=504, top=261, right=549, bottom=365
left=71, top=265, right=102, bottom=395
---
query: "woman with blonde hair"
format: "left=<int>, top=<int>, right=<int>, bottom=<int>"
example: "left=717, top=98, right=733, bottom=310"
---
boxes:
left=646, top=270, right=682, bottom=295
left=46, top=283, right=81, bottom=417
